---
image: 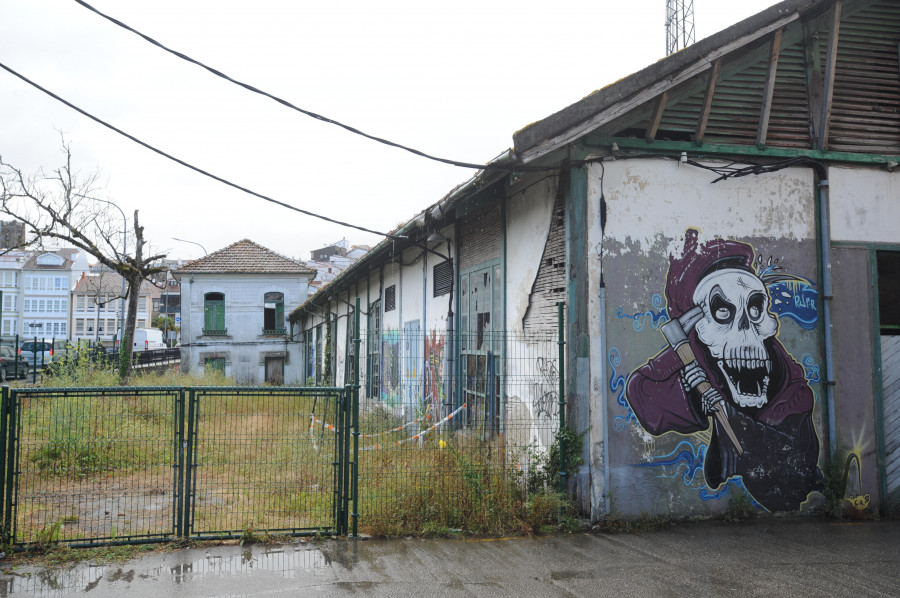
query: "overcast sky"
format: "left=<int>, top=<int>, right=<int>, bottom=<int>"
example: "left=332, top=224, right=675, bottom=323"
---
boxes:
left=1, top=0, right=777, bottom=262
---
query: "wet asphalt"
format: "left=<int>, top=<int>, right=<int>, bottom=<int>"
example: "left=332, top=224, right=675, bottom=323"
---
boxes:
left=0, top=518, right=898, bottom=597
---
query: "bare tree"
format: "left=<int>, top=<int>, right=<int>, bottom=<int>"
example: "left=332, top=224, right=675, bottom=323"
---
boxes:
left=0, top=138, right=166, bottom=379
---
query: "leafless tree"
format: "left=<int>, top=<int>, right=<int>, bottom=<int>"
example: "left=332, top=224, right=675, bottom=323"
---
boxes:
left=0, top=138, right=166, bottom=379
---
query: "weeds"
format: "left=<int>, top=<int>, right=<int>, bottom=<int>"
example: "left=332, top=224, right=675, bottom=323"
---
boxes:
left=724, top=491, right=757, bottom=522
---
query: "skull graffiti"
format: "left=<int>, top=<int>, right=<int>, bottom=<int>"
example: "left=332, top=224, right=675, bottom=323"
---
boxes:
left=692, top=268, right=778, bottom=408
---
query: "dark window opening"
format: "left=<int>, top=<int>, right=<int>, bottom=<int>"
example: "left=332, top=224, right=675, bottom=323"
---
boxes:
left=263, top=292, right=285, bottom=334
left=878, top=251, right=900, bottom=335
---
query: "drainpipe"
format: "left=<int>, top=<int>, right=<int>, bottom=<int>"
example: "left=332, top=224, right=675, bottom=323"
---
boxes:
left=598, top=275, right=611, bottom=516
left=817, top=175, right=837, bottom=456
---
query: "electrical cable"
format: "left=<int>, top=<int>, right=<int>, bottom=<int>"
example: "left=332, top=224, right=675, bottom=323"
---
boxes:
left=71, top=0, right=555, bottom=173
left=0, top=60, right=408, bottom=241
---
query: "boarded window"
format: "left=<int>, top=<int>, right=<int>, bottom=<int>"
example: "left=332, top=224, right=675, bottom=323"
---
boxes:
left=204, top=292, right=225, bottom=333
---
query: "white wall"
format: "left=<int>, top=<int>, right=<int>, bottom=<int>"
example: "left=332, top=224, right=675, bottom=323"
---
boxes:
left=829, top=166, right=900, bottom=244
left=181, top=273, right=308, bottom=384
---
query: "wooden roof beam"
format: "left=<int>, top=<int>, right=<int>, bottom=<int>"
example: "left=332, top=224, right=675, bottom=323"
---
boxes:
left=646, top=91, right=668, bottom=141
left=757, top=29, right=783, bottom=147
left=695, top=60, right=721, bottom=144
left=818, top=1, right=842, bottom=150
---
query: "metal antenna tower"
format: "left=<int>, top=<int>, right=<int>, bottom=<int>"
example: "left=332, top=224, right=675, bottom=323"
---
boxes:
left=666, top=0, right=695, bottom=55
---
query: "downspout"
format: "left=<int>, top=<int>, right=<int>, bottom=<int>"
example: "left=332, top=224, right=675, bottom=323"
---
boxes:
left=816, top=174, right=837, bottom=456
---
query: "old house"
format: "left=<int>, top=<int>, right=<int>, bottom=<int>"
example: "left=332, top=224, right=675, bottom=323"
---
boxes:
left=175, top=239, right=315, bottom=384
left=294, top=0, right=899, bottom=520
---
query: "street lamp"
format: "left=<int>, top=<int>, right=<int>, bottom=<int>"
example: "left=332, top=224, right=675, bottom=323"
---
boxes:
left=172, top=237, right=208, bottom=257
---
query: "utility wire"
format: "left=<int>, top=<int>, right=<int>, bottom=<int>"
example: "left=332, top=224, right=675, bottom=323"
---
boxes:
left=72, top=0, right=553, bottom=173
left=0, top=61, right=405, bottom=241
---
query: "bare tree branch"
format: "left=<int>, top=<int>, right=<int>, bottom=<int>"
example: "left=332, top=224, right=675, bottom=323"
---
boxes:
left=0, top=139, right=168, bottom=379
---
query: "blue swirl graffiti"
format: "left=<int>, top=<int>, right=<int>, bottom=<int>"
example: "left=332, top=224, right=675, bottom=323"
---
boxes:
left=615, top=294, right=669, bottom=332
left=634, top=440, right=705, bottom=486
left=608, top=347, right=636, bottom=429
left=801, top=353, right=821, bottom=384
left=634, top=440, right=764, bottom=508
left=768, top=280, right=818, bottom=330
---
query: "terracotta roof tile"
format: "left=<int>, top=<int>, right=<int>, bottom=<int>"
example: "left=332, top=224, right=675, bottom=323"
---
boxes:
left=174, top=239, right=314, bottom=275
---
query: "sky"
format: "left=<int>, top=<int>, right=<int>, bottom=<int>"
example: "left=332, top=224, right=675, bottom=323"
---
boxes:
left=0, top=0, right=778, bottom=263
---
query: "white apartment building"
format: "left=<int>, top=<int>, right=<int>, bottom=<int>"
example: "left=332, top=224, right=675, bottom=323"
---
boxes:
left=21, top=249, right=89, bottom=341
left=72, top=272, right=155, bottom=347
left=0, top=252, right=26, bottom=338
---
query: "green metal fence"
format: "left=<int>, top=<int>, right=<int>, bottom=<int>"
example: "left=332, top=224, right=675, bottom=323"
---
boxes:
left=0, top=385, right=351, bottom=547
left=0, top=303, right=567, bottom=545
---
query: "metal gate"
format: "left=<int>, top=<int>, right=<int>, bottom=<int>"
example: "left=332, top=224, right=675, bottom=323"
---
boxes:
left=0, top=385, right=354, bottom=547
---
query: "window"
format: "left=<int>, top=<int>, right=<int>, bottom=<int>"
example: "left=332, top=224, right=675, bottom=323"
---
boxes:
left=76, top=319, right=84, bottom=334
left=366, top=299, right=381, bottom=397
left=153, top=298, right=160, bottom=312
left=305, top=329, right=315, bottom=382
left=54, top=277, right=62, bottom=289
left=316, top=324, right=324, bottom=385
left=77, top=296, right=85, bottom=310
left=384, top=285, right=396, bottom=312
left=263, top=292, right=285, bottom=334
left=60, top=322, right=66, bottom=335
left=878, top=251, right=900, bottom=335
left=205, top=357, right=225, bottom=374
left=433, top=260, right=453, bottom=297
left=204, top=292, right=226, bottom=335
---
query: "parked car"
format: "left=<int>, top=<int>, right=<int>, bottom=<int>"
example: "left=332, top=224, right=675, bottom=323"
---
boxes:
left=19, top=341, right=53, bottom=370
left=18, top=340, right=73, bottom=370
left=0, top=346, right=29, bottom=381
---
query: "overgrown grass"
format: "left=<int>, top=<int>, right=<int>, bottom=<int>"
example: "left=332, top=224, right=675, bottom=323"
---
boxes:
left=9, top=357, right=581, bottom=543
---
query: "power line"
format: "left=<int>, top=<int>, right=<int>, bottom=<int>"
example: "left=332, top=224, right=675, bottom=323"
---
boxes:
left=0, top=60, right=406, bottom=241
left=72, top=0, right=552, bottom=173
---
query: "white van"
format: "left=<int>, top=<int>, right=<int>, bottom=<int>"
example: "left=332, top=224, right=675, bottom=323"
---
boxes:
left=132, top=328, right=166, bottom=352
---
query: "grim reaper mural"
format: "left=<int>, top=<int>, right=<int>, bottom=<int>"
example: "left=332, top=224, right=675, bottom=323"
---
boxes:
left=626, top=230, right=821, bottom=511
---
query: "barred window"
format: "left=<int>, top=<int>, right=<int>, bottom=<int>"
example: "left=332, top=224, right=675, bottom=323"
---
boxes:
left=384, top=285, right=396, bottom=312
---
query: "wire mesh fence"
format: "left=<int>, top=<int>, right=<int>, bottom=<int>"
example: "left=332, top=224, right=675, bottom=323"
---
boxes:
left=2, top=386, right=348, bottom=547
left=185, top=387, right=344, bottom=539
left=352, top=328, right=566, bottom=535
left=7, top=387, right=182, bottom=546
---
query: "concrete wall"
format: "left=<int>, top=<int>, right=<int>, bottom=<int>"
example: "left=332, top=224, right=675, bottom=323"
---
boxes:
left=591, top=158, right=828, bottom=517
left=180, top=273, right=306, bottom=384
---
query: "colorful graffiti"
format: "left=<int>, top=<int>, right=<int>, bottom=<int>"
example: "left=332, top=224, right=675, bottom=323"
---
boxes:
left=424, top=332, right=445, bottom=417
left=381, top=330, right=400, bottom=406
left=623, top=229, right=822, bottom=512
left=616, top=294, right=669, bottom=332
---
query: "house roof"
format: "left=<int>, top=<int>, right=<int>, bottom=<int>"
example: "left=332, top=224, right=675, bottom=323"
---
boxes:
left=23, top=248, right=79, bottom=271
left=174, top=239, right=315, bottom=276
left=73, top=273, right=154, bottom=296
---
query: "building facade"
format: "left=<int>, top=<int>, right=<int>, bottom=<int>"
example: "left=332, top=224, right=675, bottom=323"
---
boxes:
left=294, top=0, right=900, bottom=520
left=21, top=249, right=88, bottom=341
left=174, top=239, right=314, bottom=384
left=71, top=272, right=154, bottom=347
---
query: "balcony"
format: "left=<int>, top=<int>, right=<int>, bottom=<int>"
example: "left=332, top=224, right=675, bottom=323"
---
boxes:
left=262, top=328, right=286, bottom=336
left=202, top=328, right=228, bottom=336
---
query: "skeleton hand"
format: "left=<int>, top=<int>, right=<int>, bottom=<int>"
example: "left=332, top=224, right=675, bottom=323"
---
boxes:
left=681, top=361, right=707, bottom=389
left=700, top=387, right=725, bottom=415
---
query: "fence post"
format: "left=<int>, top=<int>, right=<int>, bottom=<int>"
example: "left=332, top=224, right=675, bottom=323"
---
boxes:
left=3, top=389, right=16, bottom=542
left=0, top=386, right=7, bottom=539
left=351, top=298, right=361, bottom=537
left=334, top=387, right=345, bottom=535
left=557, top=302, right=567, bottom=494
left=175, top=389, right=185, bottom=538
left=183, top=388, right=197, bottom=538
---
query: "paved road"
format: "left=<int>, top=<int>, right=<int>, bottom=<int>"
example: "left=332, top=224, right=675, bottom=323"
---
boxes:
left=1, top=518, right=898, bottom=597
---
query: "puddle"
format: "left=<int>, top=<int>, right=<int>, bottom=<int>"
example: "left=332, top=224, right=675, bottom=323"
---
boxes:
left=0, top=543, right=344, bottom=596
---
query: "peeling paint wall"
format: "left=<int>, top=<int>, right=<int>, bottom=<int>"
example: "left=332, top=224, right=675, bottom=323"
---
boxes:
left=590, top=158, right=831, bottom=517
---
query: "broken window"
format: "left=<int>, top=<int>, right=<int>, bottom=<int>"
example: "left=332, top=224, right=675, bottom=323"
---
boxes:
left=263, top=292, right=285, bottom=334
